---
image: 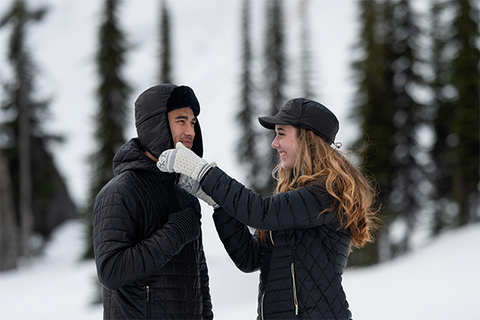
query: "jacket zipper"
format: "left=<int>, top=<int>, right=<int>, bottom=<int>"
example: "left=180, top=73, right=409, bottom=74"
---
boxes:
left=146, top=285, right=151, bottom=319
left=261, top=231, right=272, bottom=320
left=291, top=263, right=299, bottom=316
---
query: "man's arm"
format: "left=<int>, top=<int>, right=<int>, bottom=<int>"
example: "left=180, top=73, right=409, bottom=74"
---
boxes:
left=197, top=232, right=213, bottom=320
left=93, top=188, right=200, bottom=291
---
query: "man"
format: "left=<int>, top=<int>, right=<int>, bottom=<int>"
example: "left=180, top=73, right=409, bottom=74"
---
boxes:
left=93, top=84, right=213, bottom=320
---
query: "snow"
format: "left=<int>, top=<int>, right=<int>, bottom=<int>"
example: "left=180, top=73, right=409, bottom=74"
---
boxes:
left=343, top=223, right=480, bottom=320
left=1, top=0, right=479, bottom=319
left=0, top=219, right=478, bottom=320
left=0, top=221, right=102, bottom=320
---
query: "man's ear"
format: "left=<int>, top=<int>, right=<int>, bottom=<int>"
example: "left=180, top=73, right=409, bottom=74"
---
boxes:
left=308, top=130, right=315, bottom=142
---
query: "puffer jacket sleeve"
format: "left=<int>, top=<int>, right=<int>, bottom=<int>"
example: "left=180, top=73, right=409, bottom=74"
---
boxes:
left=198, top=233, right=213, bottom=320
left=93, top=186, right=191, bottom=291
left=202, top=167, right=334, bottom=231
left=212, top=207, right=261, bottom=273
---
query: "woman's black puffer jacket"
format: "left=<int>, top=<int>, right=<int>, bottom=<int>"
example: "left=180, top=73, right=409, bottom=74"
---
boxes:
left=203, top=167, right=352, bottom=320
left=93, top=139, right=213, bottom=320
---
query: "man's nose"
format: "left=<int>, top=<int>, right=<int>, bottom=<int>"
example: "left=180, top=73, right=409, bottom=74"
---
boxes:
left=186, top=125, right=195, bottom=137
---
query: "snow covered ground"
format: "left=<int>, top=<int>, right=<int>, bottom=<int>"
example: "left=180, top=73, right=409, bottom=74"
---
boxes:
left=0, top=219, right=478, bottom=320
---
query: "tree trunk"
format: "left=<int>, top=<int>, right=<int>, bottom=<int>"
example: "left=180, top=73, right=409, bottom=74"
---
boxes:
left=0, top=152, right=18, bottom=271
left=18, top=73, right=33, bottom=262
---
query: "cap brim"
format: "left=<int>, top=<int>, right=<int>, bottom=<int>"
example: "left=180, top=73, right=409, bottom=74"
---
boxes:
left=258, top=116, right=291, bottom=130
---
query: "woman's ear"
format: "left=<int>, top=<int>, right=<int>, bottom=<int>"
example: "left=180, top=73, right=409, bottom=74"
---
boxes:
left=308, top=130, right=315, bottom=141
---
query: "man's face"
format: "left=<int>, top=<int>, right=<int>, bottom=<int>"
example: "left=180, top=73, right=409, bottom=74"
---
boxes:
left=168, top=107, right=196, bottom=149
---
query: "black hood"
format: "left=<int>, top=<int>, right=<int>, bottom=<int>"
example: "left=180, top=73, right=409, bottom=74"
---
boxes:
left=134, top=84, right=203, bottom=158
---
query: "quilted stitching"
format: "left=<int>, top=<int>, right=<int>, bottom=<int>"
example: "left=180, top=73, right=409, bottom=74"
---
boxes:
left=93, top=139, right=212, bottom=320
left=206, top=167, right=353, bottom=320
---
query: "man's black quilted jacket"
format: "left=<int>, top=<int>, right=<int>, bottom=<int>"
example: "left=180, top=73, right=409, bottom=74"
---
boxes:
left=203, top=167, right=352, bottom=320
left=93, top=138, right=213, bottom=320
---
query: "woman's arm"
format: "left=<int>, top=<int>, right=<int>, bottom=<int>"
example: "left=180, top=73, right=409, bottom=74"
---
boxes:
left=156, top=145, right=336, bottom=231
left=202, top=167, right=334, bottom=231
left=213, top=208, right=262, bottom=273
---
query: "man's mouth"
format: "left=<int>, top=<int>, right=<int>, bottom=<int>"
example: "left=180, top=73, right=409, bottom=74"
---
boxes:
left=181, top=140, right=192, bottom=148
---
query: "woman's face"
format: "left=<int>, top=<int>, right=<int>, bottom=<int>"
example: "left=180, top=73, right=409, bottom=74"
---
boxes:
left=271, top=124, right=300, bottom=169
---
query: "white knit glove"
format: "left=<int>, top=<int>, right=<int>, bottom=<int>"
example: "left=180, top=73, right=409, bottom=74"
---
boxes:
left=177, top=173, right=219, bottom=209
left=157, top=142, right=212, bottom=181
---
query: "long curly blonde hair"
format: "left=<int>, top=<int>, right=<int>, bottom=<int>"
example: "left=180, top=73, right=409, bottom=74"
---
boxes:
left=258, top=127, right=379, bottom=250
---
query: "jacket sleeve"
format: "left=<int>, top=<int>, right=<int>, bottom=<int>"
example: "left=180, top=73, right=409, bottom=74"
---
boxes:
left=93, top=186, right=191, bottom=291
left=202, top=167, right=335, bottom=231
left=197, top=233, right=213, bottom=320
left=212, top=208, right=261, bottom=273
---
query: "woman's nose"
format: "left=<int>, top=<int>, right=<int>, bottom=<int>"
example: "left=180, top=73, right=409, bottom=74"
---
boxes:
left=271, top=136, right=279, bottom=149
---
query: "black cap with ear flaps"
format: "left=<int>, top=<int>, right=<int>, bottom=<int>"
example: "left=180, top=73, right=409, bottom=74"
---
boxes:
left=135, top=84, right=203, bottom=159
left=167, top=86, right=200, bottom=116
left=258, top=98, right=339, bottom=145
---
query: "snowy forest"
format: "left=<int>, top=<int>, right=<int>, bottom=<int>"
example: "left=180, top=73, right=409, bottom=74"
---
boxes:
left=0, top=0, right=479, bottom=317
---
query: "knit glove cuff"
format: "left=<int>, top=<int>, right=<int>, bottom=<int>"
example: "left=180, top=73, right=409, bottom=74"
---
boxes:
left=178, top=173, right=219, bottom=209
left=168, top=207, right=201, bottom=244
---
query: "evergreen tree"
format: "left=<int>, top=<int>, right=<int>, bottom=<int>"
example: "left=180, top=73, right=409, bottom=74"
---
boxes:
left=83, top=0, right=130, bottom=259
left=382, top=0, right=427, bottom=257
left=0, top=0, right=37, bottom=263
left=447, top=0, right=479, bottom=226
left=299, top=0, right=313, bottom=98
left=428, top=0, right=459, bottom=234
left=349, top=0, right=392, bottom=266
left=159, top=0, right=172, bottom=83
left=0, top=0, right=76, bottom=265
left=237, top=0, right=260, bottom=190
left=350, top=0, right=430, bottom=263
left=259, top=0, right=286, bottom=196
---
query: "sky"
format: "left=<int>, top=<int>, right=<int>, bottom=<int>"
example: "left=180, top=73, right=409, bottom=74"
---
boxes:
left=2, top=1, right=479, bottom=319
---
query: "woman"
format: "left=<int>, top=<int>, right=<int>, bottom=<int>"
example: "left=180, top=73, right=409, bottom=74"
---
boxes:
left=158, top=98, right=379, bottom=320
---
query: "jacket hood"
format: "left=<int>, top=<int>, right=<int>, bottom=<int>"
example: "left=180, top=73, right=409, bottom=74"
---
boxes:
left=134, top=84, right=203, bottom=158
left=112, top=138, right=166, bottom=175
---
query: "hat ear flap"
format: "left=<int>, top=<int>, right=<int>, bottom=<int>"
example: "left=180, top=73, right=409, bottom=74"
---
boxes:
left=191, top=120, right=203, bottom=157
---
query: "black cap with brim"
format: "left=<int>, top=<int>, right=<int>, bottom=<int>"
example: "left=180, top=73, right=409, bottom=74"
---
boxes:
left=258, top=98, right=339, bottom=145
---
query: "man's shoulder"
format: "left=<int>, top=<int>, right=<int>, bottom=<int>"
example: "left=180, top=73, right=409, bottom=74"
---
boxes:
left=96, top=171, right=145, bottom=199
